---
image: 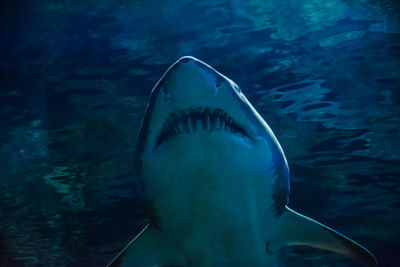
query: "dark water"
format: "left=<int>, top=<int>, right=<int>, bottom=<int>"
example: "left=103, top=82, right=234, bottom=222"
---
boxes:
left=1, top=0, right=399, bottom=266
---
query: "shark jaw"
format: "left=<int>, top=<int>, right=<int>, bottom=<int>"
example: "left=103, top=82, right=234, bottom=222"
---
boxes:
left=108, top=56, right=378, bottom=267
left=154, top=107, right=251, bottom=149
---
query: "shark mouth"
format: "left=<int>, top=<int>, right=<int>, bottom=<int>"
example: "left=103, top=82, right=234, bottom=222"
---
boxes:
left=155, top=107, right=249, bottom=148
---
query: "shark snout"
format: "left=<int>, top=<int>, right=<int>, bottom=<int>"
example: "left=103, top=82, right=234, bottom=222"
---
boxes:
left=175, top=56, right=197, bottom=64
left=154, top=56, right=223, bottom=103
left=171, top=56, right=214, bottom=74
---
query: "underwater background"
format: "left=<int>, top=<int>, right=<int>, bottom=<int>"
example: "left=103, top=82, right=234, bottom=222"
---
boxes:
left=0, top=0, right=399, bottom=266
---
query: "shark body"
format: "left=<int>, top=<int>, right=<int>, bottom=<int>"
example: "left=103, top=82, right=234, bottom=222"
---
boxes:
left=108, top=56, right=377, bottom=266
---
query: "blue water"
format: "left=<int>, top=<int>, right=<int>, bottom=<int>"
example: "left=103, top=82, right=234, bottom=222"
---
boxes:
left=0, top=0, right=399, bottom=266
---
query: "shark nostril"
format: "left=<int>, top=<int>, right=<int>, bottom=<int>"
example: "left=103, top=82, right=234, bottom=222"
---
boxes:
left=160, top=87, right=168, bottom=96
left=215, top=78, right=224, bottom=91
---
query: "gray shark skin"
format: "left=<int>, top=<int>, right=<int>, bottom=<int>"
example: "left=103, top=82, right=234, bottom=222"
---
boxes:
left=108, top=56, right=377, bottom=267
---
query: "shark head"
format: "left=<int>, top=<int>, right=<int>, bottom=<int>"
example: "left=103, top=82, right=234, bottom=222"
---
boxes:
left=109, top=56, right=377, bottom=267
left=136, top=57, right=284, bottom=150
left=134, top=56, right=290, bottom=216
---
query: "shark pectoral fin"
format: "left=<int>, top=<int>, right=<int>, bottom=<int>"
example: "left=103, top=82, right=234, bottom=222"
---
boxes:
left=107, top=223, right=188, bottom=267
left=107, top=223, right=151, bottom=267
left=276, top=206, right=377, bottom=266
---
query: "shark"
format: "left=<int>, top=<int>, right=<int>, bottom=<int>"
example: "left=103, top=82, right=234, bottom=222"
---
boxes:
left=108, top=56, right=377, bottom=266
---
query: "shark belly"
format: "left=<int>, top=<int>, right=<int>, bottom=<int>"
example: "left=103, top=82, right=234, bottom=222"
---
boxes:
left=140, top=131, right=278, bottom=266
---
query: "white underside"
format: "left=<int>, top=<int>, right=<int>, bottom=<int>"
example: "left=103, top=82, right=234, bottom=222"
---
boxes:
left=132, top=130, right=282, bottom=266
